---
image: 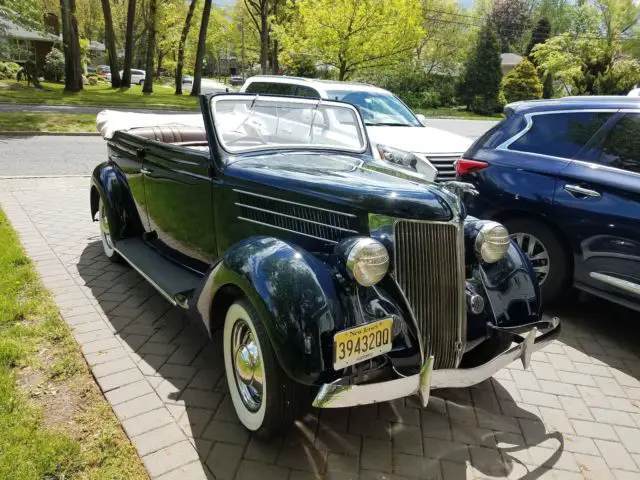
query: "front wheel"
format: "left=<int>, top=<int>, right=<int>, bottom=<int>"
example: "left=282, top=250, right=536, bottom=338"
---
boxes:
left=223, top=298, right=304, bottom=438
left=98, top=197, right=122, bottom=263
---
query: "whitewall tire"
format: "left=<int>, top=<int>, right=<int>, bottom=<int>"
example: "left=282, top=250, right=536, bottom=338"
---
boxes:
left=98, top=197, right=121, bottom=263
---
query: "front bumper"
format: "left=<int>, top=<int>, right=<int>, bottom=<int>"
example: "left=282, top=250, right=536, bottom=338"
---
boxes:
left=312, top=317, right=560, bottom=408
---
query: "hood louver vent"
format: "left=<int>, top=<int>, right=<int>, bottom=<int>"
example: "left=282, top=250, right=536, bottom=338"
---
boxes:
left=234, top=190, right=359, bottom=243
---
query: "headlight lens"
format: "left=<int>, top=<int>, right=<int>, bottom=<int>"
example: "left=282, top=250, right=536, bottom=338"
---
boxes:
left=475, top=221, right=510, bottom=263
left=347, top=238, right=390, bottom=286
left=377, top=144, right=420, bottom=170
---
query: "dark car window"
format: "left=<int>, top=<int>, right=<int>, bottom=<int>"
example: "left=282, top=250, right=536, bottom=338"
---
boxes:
left=509, top=112, right=612, bottom=159
left=294, top=85, right=321, bottom=99
left=595, top=113, right=640, bottom=174
left=245, top=81, right=297, bottom=96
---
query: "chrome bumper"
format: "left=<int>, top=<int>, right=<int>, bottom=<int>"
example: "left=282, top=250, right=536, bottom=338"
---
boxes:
left=312, top=317, right=560, bottom=409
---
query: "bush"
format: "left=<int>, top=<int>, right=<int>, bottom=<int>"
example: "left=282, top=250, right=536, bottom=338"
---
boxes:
left=501, top=59, right=543, bottom=103
left=87, top=76, right=98, bottom=86
left=0, top=62, right=21, bottom=80
left=43, top=47, right=65, bottom=82
left=370, top=67, right=457, bottom=110
left=594, top=59, right=640, bottom=95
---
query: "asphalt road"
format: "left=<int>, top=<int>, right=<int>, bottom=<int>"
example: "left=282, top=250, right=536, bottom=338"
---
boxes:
left=0, top=118, right=496, bottom=177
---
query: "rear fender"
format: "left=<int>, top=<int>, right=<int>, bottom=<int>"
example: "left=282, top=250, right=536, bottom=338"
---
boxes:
left=195, top=236, right=346, bottom=385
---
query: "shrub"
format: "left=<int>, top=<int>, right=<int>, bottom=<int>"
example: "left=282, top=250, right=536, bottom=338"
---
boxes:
left=87, top=76, right=98, bottom=86
left=594, top=59, right=640, bottom=95
left=0, top=61, right=21, bottom=80
left=501, top=59, right=543, bottom=103
left=43, top=47, right=65, bottom=82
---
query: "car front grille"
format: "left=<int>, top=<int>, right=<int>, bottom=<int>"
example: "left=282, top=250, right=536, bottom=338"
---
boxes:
left=393, top=219, right=466, bottom=369
left=426, top=155, right=460, bottom=182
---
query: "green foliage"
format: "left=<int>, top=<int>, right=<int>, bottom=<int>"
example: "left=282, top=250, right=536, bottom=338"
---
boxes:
left=0, top=62, right=20, bottom=80
left=281, top=54, right=317, bottom=77
left=274, top=0, right=423, bottom=80
left=370, top=66, right=456, bottom=109
left=525, top=17, right=551, bottom=58
left=542, top=69, right=555, bottom=98
left=489, top=0, right=530, bottom=52
left=594, top=59, right=640, bottom=95
left=501, top=59, right=543, bottom=103
left=457, top=24, right=502, bottom=115
left=43, top=47, right=65, bottom=82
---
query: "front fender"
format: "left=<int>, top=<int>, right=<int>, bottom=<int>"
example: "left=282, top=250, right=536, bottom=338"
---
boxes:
left=198, top=236, right=346, bottom=385
left=90, top=161, right=144, bottom=241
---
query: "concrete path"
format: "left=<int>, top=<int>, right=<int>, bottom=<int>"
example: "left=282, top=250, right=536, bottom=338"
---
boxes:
left=0, top=175, right=639, bottom=480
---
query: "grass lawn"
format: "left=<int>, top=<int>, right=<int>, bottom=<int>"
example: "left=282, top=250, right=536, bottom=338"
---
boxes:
left=0, top=208, right=147, bottom=479
left=0, top=80, right=199, bottom=110
left=416, top=107, right=503, bottom=121
left=0, top=112, right=97, bottom=133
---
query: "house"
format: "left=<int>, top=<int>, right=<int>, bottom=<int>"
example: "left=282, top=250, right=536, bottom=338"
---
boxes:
left=0, top=9, right=60, bottom=72
left=501, top=53, right=523, bottom=75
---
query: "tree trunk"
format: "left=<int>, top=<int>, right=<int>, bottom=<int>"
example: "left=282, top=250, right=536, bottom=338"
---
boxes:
left=191, top=0, right=212, bottom=97
left=60, top=0, right=83, bottom=91
left=142, top=0, right=157, bottom=93
left=99, top=0, right=121, bottom=87
left=121, top=0, right=136, bottom=88
left=271, top=37, right=279, bottom=74
left=260, top=5, right=268, bottom=74
left=175, top=0, right=198, bottom=95
left=156, top=51, right=163, bottom=78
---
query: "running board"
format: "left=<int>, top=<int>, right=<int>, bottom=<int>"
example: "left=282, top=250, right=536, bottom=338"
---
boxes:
left=115, top=237, right=202, bottom=308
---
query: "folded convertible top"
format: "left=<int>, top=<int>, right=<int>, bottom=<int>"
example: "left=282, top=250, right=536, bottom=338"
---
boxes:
left=96, top=110, right=205, bottom=139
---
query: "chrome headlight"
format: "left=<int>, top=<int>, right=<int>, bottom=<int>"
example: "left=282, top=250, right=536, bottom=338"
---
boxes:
left=346, top=238, right=390, bottom=286
left=475, top=221, right=510, bottom=263
left=377, top=144, right=420, bottom=170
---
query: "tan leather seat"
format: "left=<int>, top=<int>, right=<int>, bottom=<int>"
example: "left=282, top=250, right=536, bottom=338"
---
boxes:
left=131, top=126, right=207, bottom=144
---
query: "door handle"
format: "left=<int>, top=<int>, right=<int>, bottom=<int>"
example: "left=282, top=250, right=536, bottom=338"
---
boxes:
left=140, top=168, right=153, bottom=175
left=564, top=184, right=601, bottom=198
left=136, top=147, right=146, bottom=159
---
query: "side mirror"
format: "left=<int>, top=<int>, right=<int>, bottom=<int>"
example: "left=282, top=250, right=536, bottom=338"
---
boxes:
left=416, top=113, right=427, bottom=126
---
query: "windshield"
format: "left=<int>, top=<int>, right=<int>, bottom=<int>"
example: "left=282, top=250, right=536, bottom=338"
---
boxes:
left=211, top=95, right=367, bottom=153
left=324, top=90, right=420, bottom=127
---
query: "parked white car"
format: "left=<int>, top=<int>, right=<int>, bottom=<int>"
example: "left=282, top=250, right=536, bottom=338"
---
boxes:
left=106, top=69, right=146, bottom=85
left=240, top=76, right=472, bottom=181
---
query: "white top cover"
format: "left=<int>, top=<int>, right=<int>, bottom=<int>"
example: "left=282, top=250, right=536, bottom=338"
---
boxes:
left=96, top=110, right=205, bottom=139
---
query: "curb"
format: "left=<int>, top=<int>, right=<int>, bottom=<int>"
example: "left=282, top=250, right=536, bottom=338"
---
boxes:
left=0, top=131, right=100, bottom=137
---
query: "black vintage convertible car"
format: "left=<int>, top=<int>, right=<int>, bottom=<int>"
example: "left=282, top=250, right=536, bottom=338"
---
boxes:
left=91, top=94, right=560, bottom=437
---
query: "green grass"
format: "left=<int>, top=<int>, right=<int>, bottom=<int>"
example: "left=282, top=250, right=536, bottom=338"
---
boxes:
left=0, top=112, right=97, bottom=132
left=0, top=208, right=147, bottom=480
left=0, top=80, right=198, bottom=110
left=417, top=107, right=503, bottom=121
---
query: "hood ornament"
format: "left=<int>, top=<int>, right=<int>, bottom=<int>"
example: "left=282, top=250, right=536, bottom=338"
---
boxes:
left=441, top=181, right=479, bottom=198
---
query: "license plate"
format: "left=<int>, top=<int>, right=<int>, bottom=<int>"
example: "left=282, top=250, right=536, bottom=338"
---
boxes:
left=333, top=318, right=393, bottom=370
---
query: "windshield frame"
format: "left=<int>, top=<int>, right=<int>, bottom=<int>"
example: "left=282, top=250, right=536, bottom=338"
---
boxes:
left=322, top=88, right=422, bottom=127
left=209, top=93, right=370, bottom=156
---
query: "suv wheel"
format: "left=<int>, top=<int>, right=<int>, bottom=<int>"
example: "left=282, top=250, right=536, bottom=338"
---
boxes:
left=504, top=218, right=569, bottom=304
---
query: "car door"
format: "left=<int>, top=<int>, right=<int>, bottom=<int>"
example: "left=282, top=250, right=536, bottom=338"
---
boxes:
left=553, top=112, right=640, bottom=307
left=142, top=140, right=216, bottom=273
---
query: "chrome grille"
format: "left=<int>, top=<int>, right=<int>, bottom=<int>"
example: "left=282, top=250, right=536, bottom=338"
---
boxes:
left=234, top=190, right=359, bottom=243
left=427, top=156, right=459, bottom=182
left=393, top=220, right=466, bottom=369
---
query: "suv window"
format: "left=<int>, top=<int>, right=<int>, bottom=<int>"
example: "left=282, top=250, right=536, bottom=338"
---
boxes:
left=245, top=81, right=295, bottom=96
left=294, top=85, right=321, bottom=99
left=595, top=113, right=640, bottom=174
left=509, top=111, right=612, bottom=158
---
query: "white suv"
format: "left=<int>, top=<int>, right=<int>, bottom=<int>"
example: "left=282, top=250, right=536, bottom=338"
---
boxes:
left=240, top=76, right=472, bottom=181
left=106, top=69, right=146, bottom=85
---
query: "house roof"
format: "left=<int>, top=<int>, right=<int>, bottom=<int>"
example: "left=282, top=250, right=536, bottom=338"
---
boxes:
left=0, top=9, right=59, bottom=42
left=500, top=53, right=523, bottom=66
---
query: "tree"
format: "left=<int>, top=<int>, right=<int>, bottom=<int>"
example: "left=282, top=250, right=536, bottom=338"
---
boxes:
left=457, top=24, right=502, bottom=114
left=501, top=59, right=543, bottom=103
left=60, top=0, right=83, bottom=92
left=175, top=0, right=198, bottom=94
left=489, top=0, right=530, bottom=53
left=142, top=0, right=157, bottom=93
left=274, top=0, right=423, bottom=81
left=43, top=46, right=65, bottom=81
left=525, top=17, right=551, bottom=58
left=542, top=70, right=555, bottom=98
left=594, top=58, right=640, bottom=94
left=121, top=0, right=136, bottom=88
left=243, top=0, right=280, bottom=74
left=99, top=0, right=121, bottom=87
left=191, top=0, right=212, bottom=96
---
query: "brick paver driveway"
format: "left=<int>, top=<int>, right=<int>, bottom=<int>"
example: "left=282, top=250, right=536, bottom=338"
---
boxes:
left=1, top=176, right=639, bottom=480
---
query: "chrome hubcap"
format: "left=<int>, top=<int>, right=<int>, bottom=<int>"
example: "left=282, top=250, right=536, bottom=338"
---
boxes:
left=511, top=232, right=550, bottom=285
left=100, top=203, right=113, bottom=250
left=231, top=319, right=264, bottom=412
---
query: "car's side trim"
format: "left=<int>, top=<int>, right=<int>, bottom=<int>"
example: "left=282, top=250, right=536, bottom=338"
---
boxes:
left=233, top=189, right=358, bottom=217
left=114, top=246, right=178, bottom=306
left=235, top=202, right=359, bottom=233
left=237, top=216, right=340, bottom=244
left=590, top=272, right=640, bottom=296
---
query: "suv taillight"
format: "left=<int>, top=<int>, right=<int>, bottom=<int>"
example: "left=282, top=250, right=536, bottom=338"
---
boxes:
left=455, top=158, right=488, bottom=175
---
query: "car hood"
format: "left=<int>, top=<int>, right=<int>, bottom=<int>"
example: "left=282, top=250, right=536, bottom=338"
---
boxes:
left=226, top=151, right=460, bottom=222
left=367, top=125, right=472, bottom=154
